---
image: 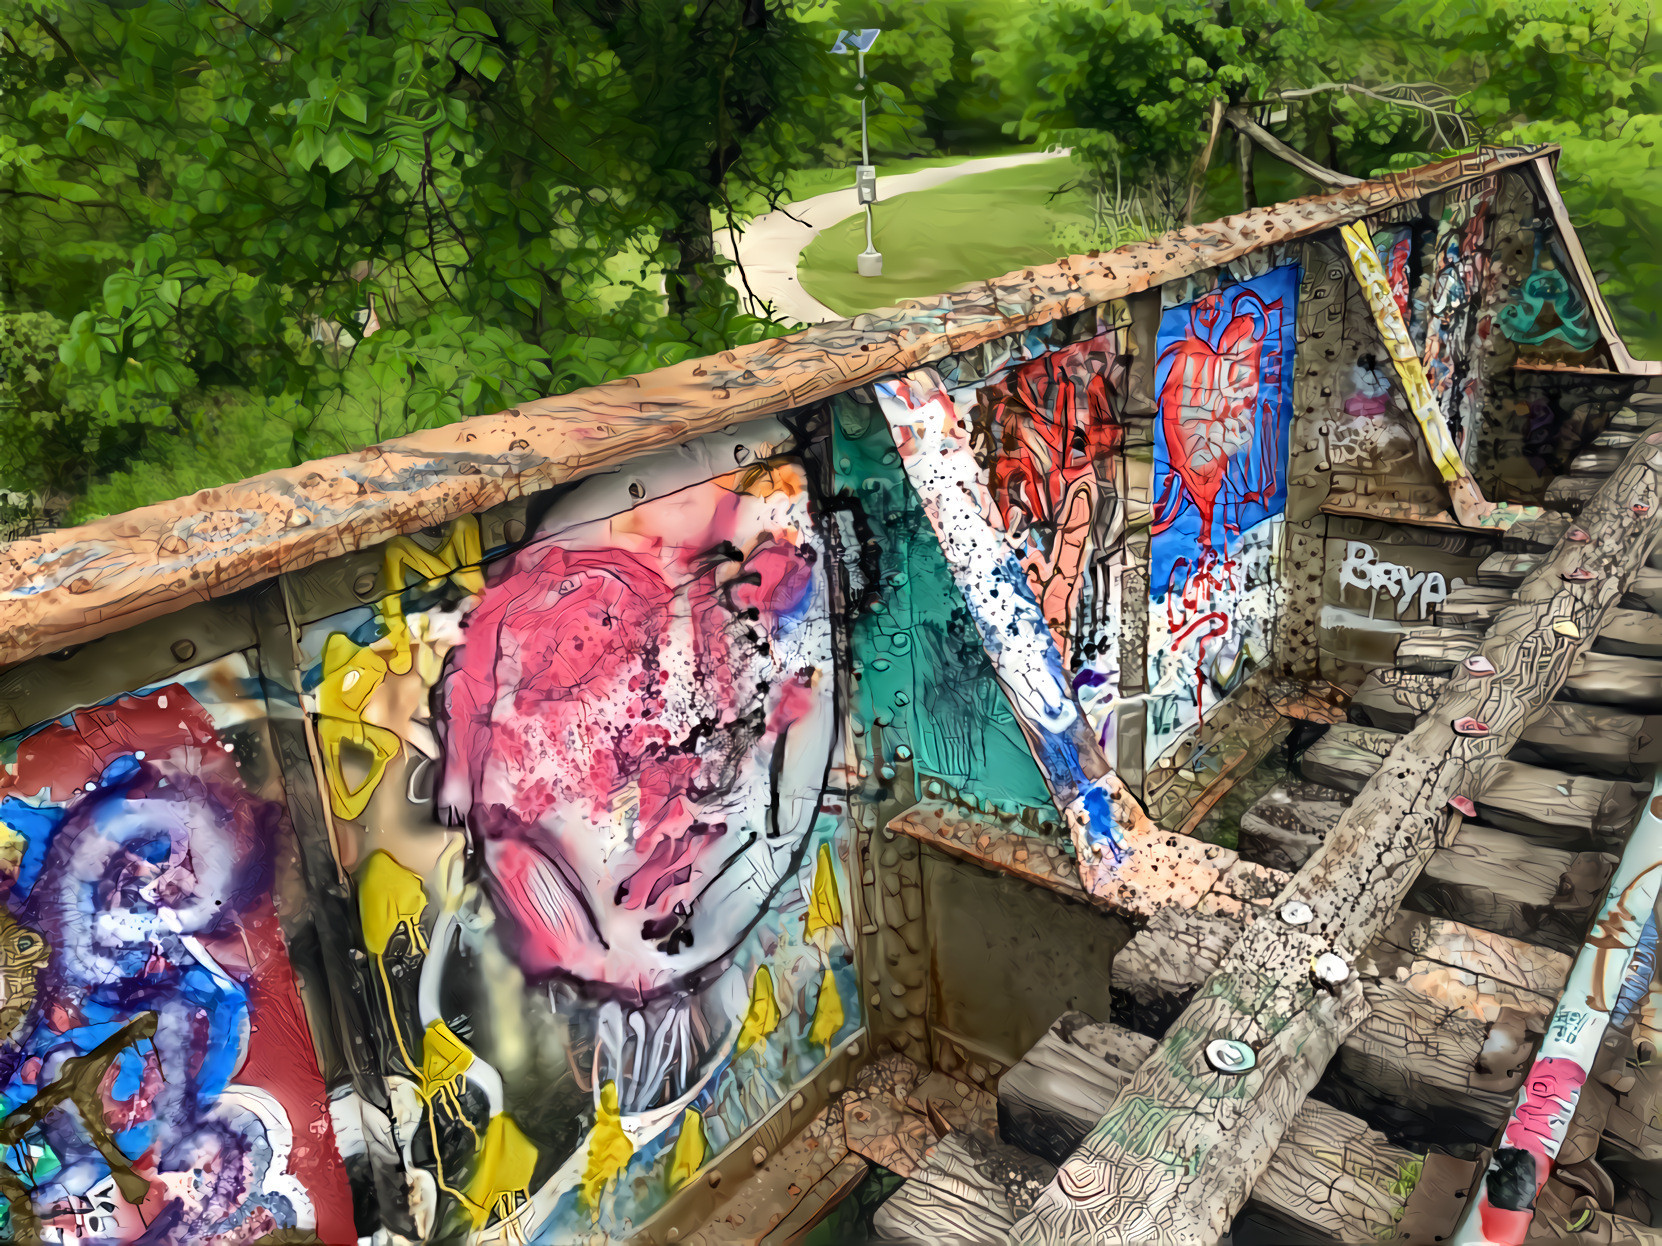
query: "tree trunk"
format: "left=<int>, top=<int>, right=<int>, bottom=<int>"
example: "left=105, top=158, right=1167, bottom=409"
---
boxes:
left=665, top=199, right=717, bottom=317
left=1238, top=131, right=1256, bottom=210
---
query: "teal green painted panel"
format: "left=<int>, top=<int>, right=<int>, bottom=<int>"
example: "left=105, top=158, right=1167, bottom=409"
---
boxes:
left=831, top=394, right=1052, bottom=813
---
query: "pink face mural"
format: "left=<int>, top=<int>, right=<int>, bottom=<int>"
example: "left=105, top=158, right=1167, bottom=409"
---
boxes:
left=436, top=465, right=836, bottom=999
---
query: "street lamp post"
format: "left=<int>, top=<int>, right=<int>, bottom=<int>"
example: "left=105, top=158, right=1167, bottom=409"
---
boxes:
left=831, top=28, right=882, bottom=277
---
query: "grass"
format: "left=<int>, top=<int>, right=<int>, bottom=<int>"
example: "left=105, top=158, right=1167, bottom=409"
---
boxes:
left=716, top=143, right=1045, bottom=225
left=797, top=159, right=1095, bottom=316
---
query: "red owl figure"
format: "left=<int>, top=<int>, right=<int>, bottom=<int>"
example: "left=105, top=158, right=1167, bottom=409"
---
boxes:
left=1152, top=288, right=1280, bottom=554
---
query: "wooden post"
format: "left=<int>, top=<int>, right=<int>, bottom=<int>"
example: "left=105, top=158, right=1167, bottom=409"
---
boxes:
left=1012, top=428, right=1662, bottom=1244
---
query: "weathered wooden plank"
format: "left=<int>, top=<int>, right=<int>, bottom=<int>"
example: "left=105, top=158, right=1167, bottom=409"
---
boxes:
left=1437, top=584, right=1516, bottom=629
left=1546, top=473, right=1615, bottom=513
left=1111, top=903, right=1573, bottom=1138
left=1595, top=608, right=1662, bottom=657
left=1408, top=825, right=1616, bottom=955
left=998, top=1012, right=1420, bottom=1244
left=1288, top=731, right=1640, bottom=853
left=1349, top=668, right=1444, bottom=730
left=1395, top=626, right=1482, bottom=673
left=1510, top=701, right=1662, bottom=778
left=1570, top=448, right=1629, bottom=475
left=1472, top=549, right=1662, bottom=615
left=1301, top=722, right=1410, bottom=791
left=1502, top=509, right=1571, bottom=552
left=1561, top=651, right=1662, bottom=708
left=1014, top=422, right=1662, bottom=1243
left=870, top=1128, right=1057, bottom=1246
left=1237, top=782, right=1350, bottom=874
left=1478, top=550, right=1544, bottom=587
left=0, top=147, right=1559, bottom=672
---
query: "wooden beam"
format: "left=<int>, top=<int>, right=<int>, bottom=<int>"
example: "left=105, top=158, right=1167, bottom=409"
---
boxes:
left=1223, top=109, right=1362, bottom=189
left=0, top=147, right=1556, bottom=672
left=1012, top=426, right=1662, bottom=1243
left=999, top=1011, right=1423, bottom=1243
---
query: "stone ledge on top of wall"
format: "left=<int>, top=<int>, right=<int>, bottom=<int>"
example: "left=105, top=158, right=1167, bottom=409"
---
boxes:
left=0, top=145, right=1557, bottom=671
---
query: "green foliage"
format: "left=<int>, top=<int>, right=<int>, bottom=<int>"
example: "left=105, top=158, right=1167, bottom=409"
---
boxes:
left=1373, top=0, right=1662, bottom=356
left=0, top=0, right=831, bottom=517
left=982, top=0, right=1320, bottom=221
left=0, top=310, right=134, bottom=510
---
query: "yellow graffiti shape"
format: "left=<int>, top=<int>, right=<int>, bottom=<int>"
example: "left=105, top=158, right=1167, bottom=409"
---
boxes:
left=804, top=843, right=843, bottom=940
left=357, top=850, right=429, bottom=958
left=462, top=1112, right=538, bottom=1228
left=807, top=967, right=845, bottom=1053
left=1338, top=222, right=1464, bottom=484
left=580, top=1080, right=634, bottom=1216
left=667, top=1108, right=707, bottom=1191
left=380, top=516, right=485, bottom=676
left=421, top=1018, right=474, bottom=1094
left=317, top=633, right=403, bottom=820
left=736, top=965, right=782, bottom=1054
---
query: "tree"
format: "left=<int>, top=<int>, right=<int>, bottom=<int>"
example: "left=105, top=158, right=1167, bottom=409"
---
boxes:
left=981, top=0, right=1322, bottom=226
left=0, top=0, right=830, bottom=517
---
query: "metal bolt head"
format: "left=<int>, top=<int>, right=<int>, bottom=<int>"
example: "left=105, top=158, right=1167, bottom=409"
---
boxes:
left=1205, top=1039, right=1257, bottom=1074
left=1312, top=952, right=1350, bottom=984
left=1280, top=900, right=1313, bottom=926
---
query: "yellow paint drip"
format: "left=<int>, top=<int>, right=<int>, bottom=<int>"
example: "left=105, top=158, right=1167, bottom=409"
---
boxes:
left=379, top=516, right=484, bottom=675
left=1338, top=221, right=1465, bottom=484
left=358, top=850, right=428, bottom=957
left=461, top=1111, right=538, bottom=1228
left=804, top=843, right=843, bottom=939
left=736, top=965, right=781, bottom=1054
left=666, top=1107, right=707, bottom=1190
left=317, top=633, right=402, bottom=820
left=580, top=1080, right=633, bottom=1216
left=807, top=967, right=845, bottom=1053
left=421, top=1018, right=474, bottom=1093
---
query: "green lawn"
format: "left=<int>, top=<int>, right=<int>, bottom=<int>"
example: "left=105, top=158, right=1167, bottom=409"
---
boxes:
left=797, top=160, right=1096, bottom=317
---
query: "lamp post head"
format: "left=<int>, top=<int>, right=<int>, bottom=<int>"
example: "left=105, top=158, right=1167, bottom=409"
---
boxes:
left=829, top=28, right=880, bottom=53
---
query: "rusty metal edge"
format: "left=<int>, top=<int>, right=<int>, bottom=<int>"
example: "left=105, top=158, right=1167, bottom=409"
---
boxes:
left=0, top=145, right=1556, bottom=672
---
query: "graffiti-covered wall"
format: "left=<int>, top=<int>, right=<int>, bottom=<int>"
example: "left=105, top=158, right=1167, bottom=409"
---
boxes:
left=0, top=146, right=1636, bottom=1246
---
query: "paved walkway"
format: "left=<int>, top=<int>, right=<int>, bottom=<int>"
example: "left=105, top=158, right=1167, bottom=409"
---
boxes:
left=716, top=149, right=1073, bottom=326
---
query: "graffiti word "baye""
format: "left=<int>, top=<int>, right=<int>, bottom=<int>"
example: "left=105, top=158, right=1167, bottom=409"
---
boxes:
left=1339, top=541, right=1462, bottom=619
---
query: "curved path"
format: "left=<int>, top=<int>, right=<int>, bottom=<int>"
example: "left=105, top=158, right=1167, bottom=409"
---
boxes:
left=716, top=149, right=1072, bottom=326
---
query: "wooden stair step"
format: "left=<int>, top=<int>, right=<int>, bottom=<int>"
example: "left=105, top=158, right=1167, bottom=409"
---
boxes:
left=1348, top=668, right=1444, bottom=731
left=1395, top=627, right=1481, bottom=673
left=1113, top=908, right=1571, bottom=1139
left=1590, top=427, right=1641, bottom=449
left=1511, top=701, right=1662, bottom=778
left=1544, top=473, right=1609, bottom=513
left=870, top=1131, right=1056, bottom=1245
left=1469, top=758, right=1643, bottom=849
left=1237, top=781, right=1350, bottom=873
left=1560, top=651, right=1662, bottom=709
left=997, top=1011, right=1422, bottom=1243
left=1300, top=723, right=1399, bottom=792
left=1592, top=609, right=1662, bottom=658
left=1606, top=404, right=1662, bottom=433
left=1569, top=447, right=1629, bottom=475
left=1406, top=823, right=1616, bottom=955
left=1502, top=509, right=1571, bottom=552
left=1477, top=549, right=1545, bottom=588
left=1436, top=584, right=1515, bottom=629
left=1302, top=724, right=1642, bottom=850
left=1318, top=704, right=1662, bottom=782
left=1474, top=551, right=1662, bottom=610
